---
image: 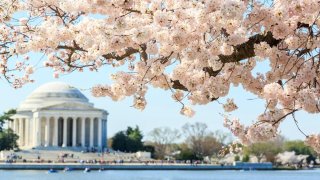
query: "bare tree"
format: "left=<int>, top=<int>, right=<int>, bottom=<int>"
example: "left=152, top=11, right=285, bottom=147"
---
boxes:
left=149, top=127, right=180, bottom=159
left=182, top=122, right=222, bottom=159
left=213, top=130, right=233, bottom=145
left=202, top=134, right=223, bottom=157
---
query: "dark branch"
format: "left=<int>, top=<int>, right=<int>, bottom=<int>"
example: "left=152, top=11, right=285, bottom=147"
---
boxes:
left=171, top=80, right=188, bottom=91
left=218, top=31, right=281, bottom=63
left=175, top=31, right=282, bottom=91
left=102, top=47, right=139, bottom=61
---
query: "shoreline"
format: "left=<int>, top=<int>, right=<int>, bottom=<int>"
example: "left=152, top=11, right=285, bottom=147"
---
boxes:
left=0, top=163, right=300, bottom=171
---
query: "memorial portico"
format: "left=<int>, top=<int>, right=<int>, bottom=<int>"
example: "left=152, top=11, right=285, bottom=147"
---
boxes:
left=9, top=82, right=108, bottom=150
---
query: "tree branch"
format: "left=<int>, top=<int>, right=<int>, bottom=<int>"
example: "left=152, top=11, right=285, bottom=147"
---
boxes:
left=218, top=31, right=281, bottom=63
left=174, top=31, right=281, bottom=91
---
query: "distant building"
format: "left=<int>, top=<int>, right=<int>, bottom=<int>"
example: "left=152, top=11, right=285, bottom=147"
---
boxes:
left=136, top=151, right=152, bottom=159
left=8, top=82, right=108, bottom=150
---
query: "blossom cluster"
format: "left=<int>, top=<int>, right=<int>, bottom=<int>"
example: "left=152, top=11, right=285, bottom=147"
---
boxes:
left=305, top=134, right=320, bottom=154
left=223, top=98, right=238, bottom=112
left=180, top=106, right=195, bottom=118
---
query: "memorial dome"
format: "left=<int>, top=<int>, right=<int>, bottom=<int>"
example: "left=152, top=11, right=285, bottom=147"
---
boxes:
left=17, top=82, right=92, bottom=111
left=11, top=82, right=108, bottom=149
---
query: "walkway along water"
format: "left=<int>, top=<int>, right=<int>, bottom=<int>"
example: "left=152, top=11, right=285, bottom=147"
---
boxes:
left=0, top=162, right=274, bottom=171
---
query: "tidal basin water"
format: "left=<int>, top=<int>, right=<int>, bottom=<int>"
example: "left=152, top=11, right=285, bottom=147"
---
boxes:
left=1, top=169, right=320, bottom=180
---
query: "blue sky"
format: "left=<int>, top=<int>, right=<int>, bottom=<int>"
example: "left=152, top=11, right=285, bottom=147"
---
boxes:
left=1, top=55, right=320, bottom=141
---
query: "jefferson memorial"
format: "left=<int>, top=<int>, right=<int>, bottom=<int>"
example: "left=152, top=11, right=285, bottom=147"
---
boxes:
left=8, top=82, right=108, bottom=150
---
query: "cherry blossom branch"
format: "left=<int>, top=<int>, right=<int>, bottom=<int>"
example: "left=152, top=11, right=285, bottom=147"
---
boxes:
left=292, top=112, right=308, bottom=138
left=272, top=109, right=299, bottom=126
left=218, top=31, right=281, bottom=64
left=162, top=74, right=185, bottom=107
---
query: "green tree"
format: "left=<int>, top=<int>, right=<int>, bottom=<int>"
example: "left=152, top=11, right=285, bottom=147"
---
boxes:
left=242, top=154, right=250, bottom=162
left=0, top=109, right=16, bottom=131
left=127, top=126, right=144, bottom=152
left=0, top=109, right=19, bottom=151
left=0, top=129, right=19, bottom=151
left=175, top=143, right=198, bottom=161
left=284, top=140, right=316, bottom=156
left=243, top=137, right=284, bottom=163
left=111, top=126, right=144, bottom=152
left=284, top=140, right=317, bottom=164
left=111, top=131, right=127, bottom=152
left=234, top=155, right=240, bottom=162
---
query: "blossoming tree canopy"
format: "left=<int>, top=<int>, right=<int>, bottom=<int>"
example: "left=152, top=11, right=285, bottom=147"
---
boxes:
left=1, top=0, right=320, bottom=151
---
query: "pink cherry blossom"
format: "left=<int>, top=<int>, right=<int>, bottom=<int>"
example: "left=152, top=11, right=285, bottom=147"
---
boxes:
left=180, top=106, right=195, bottom=118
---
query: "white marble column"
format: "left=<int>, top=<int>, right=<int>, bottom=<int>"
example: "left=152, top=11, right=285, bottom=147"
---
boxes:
left=72, top=118, right=77, bottom=147
left=105, top=120, right=108, bottom=148
left=19, top=118, right=24, bottom=146
left=62, top=117, right=68, bottom=147
left=34, top=118, right=41, bottom=146
left=8, top=121, right=12, bottom=129
left=81, top=118, right=86, bottom=147
left=35, top=118, right=41, bottom=146
left=25, top=119, right=29, bottom=147
left=45, top=118, right=50, bottom=147
left=15, top=119, right=19, bottom=143
left=32, top=117, right=37, bottom=147
left=13, top=119, right=18, bottom=134
left=28, top=118, right=32, bottom=147
left=101, top=120, right=104, bottom=147
left=90, top=118, right=94, bottom=147
left=53, top=117, right=58, bottom=146
left=98, top=118, right=102, bottom=148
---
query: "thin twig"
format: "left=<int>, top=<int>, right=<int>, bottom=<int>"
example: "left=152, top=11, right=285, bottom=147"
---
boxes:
left=292, top=113, right=308, bottom=137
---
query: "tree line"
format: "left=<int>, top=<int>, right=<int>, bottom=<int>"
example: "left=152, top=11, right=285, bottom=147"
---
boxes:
left=110, top=122, right=231, bottom=160
left=240, top=137, right=318, bottom=164
left=111, top=123, right=319, bottom=162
